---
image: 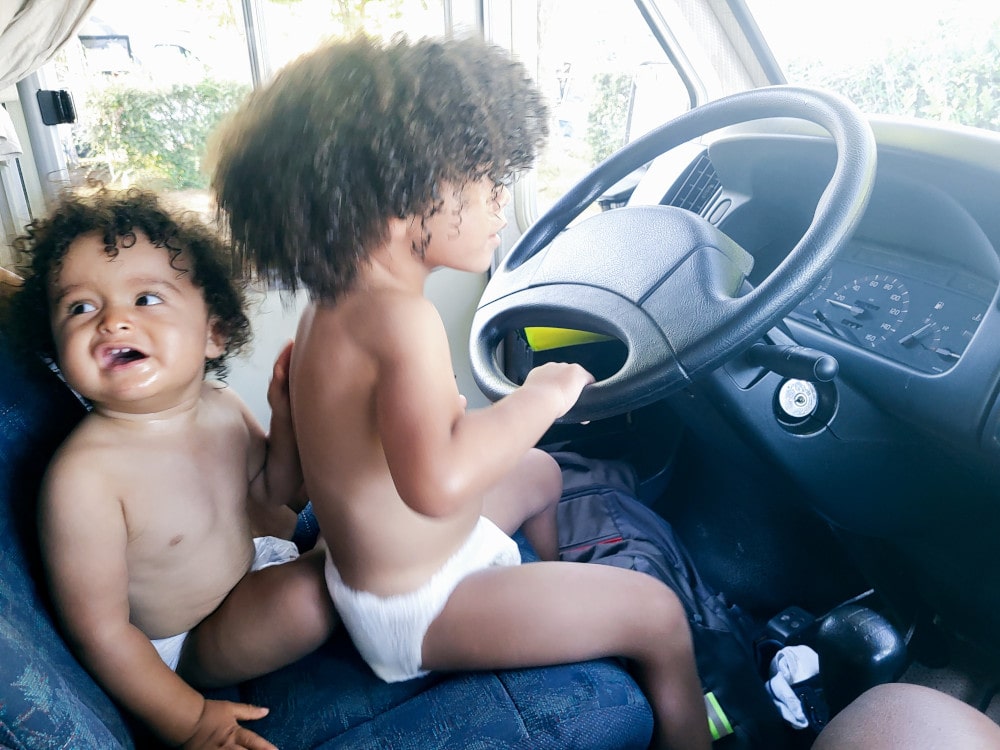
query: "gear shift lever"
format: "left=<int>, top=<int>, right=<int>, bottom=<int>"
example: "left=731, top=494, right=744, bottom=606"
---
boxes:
left=812, top=604, right=908, bottom=716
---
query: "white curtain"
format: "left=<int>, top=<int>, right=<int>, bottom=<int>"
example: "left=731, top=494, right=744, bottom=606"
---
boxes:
left=0, top=0, right=97, bottom=90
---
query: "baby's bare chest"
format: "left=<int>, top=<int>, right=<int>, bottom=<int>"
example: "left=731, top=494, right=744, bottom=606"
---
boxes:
left=110, top=426, right=251, bottom=551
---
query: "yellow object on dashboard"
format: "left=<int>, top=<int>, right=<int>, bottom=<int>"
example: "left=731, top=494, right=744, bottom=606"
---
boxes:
left=523, top=327, right=613, bottom=351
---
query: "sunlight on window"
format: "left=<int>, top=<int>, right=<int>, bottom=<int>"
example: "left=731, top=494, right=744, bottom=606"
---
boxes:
left=261, top=0, right=445, bottom=74
left=533, top=0, right=680, bottom=217
left=746, top=0, right=1000, bottom=131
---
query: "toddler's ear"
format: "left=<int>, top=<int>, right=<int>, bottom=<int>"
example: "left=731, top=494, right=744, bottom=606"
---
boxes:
left=205, top=318, right=226, bottom=359
left=388, top=215, right=411, bottom=241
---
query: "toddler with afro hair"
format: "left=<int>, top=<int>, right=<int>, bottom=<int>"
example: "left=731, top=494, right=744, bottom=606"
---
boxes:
left=210, top=33, right=548, bottom=302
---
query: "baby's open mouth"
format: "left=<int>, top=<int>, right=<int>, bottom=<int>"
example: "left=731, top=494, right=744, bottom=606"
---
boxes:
left=103, top=347, right=147, bottom=368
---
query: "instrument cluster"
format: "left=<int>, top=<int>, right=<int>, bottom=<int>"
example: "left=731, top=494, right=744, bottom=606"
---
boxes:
left=787, top=242, right=994, bottom=374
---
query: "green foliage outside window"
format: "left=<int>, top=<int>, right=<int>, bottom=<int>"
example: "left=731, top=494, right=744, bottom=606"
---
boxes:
left=788, top=16, right=1000, bottom=132
left=586, top=71, right=632, bottom=164
left=582, top=14, right=1000, bottom=175
left=74, top=79, right=250, bottom=190
left=76, top=8, right=1000, bottom=194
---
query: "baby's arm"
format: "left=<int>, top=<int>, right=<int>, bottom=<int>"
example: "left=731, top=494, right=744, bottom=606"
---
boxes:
left=39, top=450, right=275, bottom=749
left=246, top=340, right=305, bottom=515
left=372, top=297, right=593, bottom=516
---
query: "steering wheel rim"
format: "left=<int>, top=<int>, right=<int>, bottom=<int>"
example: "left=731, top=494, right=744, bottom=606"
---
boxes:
left=470, top=85, right=877, bottom=423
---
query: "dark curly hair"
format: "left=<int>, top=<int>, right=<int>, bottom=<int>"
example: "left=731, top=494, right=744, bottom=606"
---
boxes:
left=3, top=187, right=251, bottom=379
left=210, top=33, right=549, bottom=303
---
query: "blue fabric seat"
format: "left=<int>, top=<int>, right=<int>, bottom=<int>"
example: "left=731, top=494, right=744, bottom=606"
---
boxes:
left=0, top=334, right=653, bottom=749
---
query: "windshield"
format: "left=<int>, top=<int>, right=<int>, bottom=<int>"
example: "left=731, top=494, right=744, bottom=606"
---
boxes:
left=744, top=0, right=1000, bottom=132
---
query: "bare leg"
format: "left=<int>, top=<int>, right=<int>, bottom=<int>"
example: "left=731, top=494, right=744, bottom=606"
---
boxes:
left=177, top=548, right=337, bottom=688
left=422, top=561, right=711, bottom=750
left=813, top=683, right=1000, bottom=750
left=482, top=448, right=561, bottom=561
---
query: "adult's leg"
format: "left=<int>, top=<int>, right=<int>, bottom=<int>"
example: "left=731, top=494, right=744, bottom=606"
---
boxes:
left=481, top=448, right=561, bottom=561
left=177, top=547, right=337, bottom=688
left=422, top=560, right=711, bottom=750
left=812, top=683, right=1000, bottom=750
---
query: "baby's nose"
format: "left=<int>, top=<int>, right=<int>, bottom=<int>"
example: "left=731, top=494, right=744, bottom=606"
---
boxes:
left=99, top=304, right=132, bottom=333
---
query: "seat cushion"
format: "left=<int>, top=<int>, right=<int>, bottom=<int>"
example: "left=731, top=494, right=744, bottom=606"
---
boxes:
left=0, top=612, right=134, bottom=749
left=230, top=632, right=652, bottom=750
left=0, top=342, right=134, bottom=749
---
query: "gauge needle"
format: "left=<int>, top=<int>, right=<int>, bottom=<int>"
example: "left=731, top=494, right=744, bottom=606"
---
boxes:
left=898, top=322, right=934, bottom=346
left=812, top=309, right=840, bottom=336
left=813, top=309, right=859, bottom=344
left=825, top=298, right=865, bottom=316
left=932, top=346, right=961, bottom=360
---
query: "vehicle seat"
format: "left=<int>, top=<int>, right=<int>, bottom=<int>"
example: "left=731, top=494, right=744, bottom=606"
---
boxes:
left=0, top=332, right=655, bottom=749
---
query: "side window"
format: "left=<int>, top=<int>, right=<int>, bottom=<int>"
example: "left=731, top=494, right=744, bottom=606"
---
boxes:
left=54, top=1, right=255, bottom=216
left=531, top=0, right=689, bottom=218
left=51, top=0, right=446, bottom=217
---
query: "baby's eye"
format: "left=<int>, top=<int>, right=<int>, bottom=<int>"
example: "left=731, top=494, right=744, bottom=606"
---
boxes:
left=135, top=293, right=164, bottom=307
left=68, top=301, right=96, bottom=316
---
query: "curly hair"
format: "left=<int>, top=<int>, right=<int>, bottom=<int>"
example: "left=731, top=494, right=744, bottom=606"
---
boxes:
left=3, top=187, right=251, bottom=379
left=209, top=33, right=549, bottom=303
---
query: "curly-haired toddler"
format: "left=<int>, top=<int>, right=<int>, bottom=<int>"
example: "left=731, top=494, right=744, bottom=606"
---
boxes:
left=211, top=34, right=709, bottom=750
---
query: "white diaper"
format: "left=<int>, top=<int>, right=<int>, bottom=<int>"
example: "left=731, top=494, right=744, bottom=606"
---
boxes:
left=250, top=535, right=301, bottom=570
left=151, top=631, right=188, bottom=672
left=151, top=535, right=300, bottom=670
left=325, top=516, right=521, bottom=683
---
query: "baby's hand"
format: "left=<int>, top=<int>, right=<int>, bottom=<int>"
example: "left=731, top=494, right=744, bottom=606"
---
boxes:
left=523, top=361, right=595, bottom=418
left=266, top=340, right=294, bottom=418
left=181, top=699, right=277, bottom=750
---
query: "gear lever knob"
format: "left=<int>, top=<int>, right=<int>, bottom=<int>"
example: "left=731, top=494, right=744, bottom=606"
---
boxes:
left=813, top=604, right=908, bottom=716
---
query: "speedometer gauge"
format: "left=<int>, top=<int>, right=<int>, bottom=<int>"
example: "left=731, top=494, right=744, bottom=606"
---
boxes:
left=800, top=269, right=834, bottom=305
left=825, top=274, right=910, bottom=349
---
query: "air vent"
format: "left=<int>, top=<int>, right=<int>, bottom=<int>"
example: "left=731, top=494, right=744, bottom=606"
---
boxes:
left=663, top=152, right=721, bottom=216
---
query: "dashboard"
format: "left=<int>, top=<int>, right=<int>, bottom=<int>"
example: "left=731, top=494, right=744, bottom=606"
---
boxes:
left=660, top=117, right=1000, bottom=391
left=627, top=115, right=1000, bottom=480
left=617, top=107, right=1000, bottom=657
left=787, top=240, right=992, bottom=374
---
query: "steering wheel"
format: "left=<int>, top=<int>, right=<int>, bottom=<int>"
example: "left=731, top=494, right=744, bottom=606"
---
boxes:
left=469, top=85, right=877, bottom=423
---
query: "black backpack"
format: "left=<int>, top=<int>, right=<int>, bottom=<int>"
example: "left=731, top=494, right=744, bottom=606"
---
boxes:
left=552, top=451, right=790, bottom=749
